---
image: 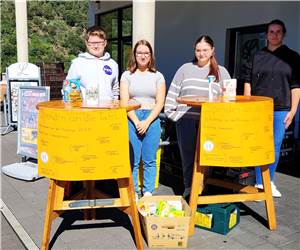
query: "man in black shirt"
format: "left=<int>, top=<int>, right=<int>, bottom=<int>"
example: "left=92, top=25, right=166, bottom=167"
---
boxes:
left=244, top=19, right=300, bottom=198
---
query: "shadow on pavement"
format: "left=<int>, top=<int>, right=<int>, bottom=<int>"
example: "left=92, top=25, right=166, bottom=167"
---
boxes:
left=49, top=208, right=135, bottom=249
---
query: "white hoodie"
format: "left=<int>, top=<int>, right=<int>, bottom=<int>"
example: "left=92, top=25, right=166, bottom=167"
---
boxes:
left=66, top=52, right=119, bottom=100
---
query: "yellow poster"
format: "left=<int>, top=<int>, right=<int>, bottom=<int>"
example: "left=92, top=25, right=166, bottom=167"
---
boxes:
left=200, top=100, right=274, bottom=167
left=38, top=108, right=130, bottom=180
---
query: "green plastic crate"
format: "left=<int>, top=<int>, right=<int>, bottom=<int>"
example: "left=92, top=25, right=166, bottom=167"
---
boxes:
left=195, top=203, right=240, bottom=235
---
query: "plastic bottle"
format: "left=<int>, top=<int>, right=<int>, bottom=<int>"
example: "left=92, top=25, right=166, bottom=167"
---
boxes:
left=207, top=75, right=216, bottom=100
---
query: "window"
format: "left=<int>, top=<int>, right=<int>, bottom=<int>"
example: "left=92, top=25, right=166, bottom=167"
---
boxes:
left=96, top=6, right=132, bottom=74
left=225, top=24, right=266, bottom=94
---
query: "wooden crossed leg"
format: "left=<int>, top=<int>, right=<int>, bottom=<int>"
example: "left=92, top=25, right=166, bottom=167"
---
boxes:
left=41, top=176, right=143, bottom=250
left=188, top=138, right=277, bottom=236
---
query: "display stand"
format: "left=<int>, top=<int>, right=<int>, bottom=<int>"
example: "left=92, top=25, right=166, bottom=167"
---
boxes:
left=1, top=96, right=13, bottom=135
left=37, top=100, right=143, bottom=250
left=2, top=62, right=40, bottom=135
left=2, top=86, right=49, bottom=181
left=176, top=96, right=277, bottom=235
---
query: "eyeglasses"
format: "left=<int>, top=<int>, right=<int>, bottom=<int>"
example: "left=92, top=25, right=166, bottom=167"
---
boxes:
left=268, top=30, right=283, bottom=36
left=87, top=40, right=106, bottom=46
left=195, top=49, right=211, bottom=54
left=136, top=52, right=151, bottom=57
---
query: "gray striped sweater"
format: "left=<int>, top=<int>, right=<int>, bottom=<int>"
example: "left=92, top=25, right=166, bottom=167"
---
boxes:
left=164, top=62, right=231, bottom=121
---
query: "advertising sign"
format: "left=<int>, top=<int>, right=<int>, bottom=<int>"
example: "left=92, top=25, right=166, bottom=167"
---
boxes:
left=17, top=86, right=50, bottom=158
left=200, top=100, right=274, bottom=167
left=38, top=108, right=131, bottom=180
left=8, top=80, right=39, bottom=123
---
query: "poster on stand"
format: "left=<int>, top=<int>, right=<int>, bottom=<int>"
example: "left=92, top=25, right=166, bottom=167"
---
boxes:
left=8, top=80, right=39, bottom=123
left=17, top=86, right=50, bottom=158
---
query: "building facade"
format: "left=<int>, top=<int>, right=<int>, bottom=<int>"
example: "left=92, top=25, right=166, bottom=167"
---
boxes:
left=89, top=1, right=300, bottom=89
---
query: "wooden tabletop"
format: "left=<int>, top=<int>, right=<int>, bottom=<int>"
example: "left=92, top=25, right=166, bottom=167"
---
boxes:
left=176, top=95, right=273, bottom=107
left=37, top=100, right=141, bottom=112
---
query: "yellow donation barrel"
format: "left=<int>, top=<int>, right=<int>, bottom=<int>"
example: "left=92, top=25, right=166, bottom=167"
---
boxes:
left=199, top=97, right=275, bottom=167
left=38, top=106, right=131, bottom=181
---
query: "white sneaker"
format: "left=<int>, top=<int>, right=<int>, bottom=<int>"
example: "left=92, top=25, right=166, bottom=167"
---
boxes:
left=255, top=183, right=281, bottom=198
left=143, top=192, right=152, bottom=197
left=255, top=184, right=263, bottom=190
left=271, top=182, right=282, bottom=198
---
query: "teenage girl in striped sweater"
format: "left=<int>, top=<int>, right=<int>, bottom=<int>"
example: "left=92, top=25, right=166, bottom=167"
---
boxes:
left=164, top=35, right=231, bottom=200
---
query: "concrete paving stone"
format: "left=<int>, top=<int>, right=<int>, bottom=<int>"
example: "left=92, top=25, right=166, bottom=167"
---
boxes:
left=255, top=242, right=282, bottom=249
left=241, top=226, right=272, bottom=240
left=51, top=241, right=72, bottom=250
left=197, top=229, right=228, bottom=241
left=277, top=232, right=300, bottom=247
left=281, top=241, right=300, bottom=250
left=241, top=202, right=267, bottom=216
left=282, top=221, right=300, bottom=232
left=1, top=214, right=26, bottom=250
left=1, top=177, right=18, bottom=201
left=66, top=225, right=134, bottom=244
left=3, top=196, right=37, bottom=220
left=224, top=226, right=247, bottom=237
left=219, top=240, right=252, bottom=250
left=194, top=237, right=245, bottom=250
left=237, top=215, right=263, bottom=228
left=277, top=194, right=299, bottom=204
left=51, top=216, right=139, bottom=248
left=277, top=203, right=299, bottom=214
left=72, top=240, right=137, bottom=250
left=260, top=231, right=295, bottom=247
left=45, top=233, right=72, bottom=250
left=16, top=213, right=44, bottom=237
left=275, top=222, right=299, bottom=237
left=2, top=122, right=300, bottom=250
left=14, top=181, right=45, bottom=201
left=191, top=228, right=218, bottom=240
left=277, top=214, right=300, bottom=229
left=230, top=230, right=267, bottom=248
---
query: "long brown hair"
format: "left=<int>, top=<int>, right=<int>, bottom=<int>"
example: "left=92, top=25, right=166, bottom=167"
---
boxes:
left=193, top=35, right=220, bottom=82
left=127, top=39, right=156, bottom=73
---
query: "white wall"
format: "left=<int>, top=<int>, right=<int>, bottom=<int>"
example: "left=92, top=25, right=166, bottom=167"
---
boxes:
left=155, top=1, right=300, bottom=85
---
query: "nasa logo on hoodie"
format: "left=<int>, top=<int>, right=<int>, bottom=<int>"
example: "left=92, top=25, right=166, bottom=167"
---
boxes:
left=103, top=65, right=112, bottom=75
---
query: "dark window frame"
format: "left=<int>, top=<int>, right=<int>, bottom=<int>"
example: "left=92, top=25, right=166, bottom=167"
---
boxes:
left=95, top=5, right=132, bottom=74
left=225, top=24, right=267, bottom=94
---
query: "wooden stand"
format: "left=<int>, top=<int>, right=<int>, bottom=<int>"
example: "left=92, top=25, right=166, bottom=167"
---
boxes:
left=176, top=96, right=277, bottom=236
left=41, top=177, right=143, bottom=250
left=187, top=142, right=276, bottom=235
left=37, top=100, right=143, bottom=250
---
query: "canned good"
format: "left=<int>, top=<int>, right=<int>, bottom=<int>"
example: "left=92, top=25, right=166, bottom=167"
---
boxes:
left=208, top=75, right=216, bottom=83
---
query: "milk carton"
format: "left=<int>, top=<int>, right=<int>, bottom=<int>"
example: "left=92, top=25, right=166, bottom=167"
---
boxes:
left=222, top=79, right=237, bottom=98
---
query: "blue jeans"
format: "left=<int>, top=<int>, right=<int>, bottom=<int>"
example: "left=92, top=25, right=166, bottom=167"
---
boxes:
left=128, top=110, right=161, bottom=194
left=255, top=111, right=287, bottom=185
left=176, top=118, right=199, bottom=195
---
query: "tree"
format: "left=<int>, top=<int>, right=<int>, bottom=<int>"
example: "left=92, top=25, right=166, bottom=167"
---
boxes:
left=1, top=1, right=89, bottom=73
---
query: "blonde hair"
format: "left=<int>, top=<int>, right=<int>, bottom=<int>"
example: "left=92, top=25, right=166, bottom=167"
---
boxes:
left=85, top=26, right=107, bottom=41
